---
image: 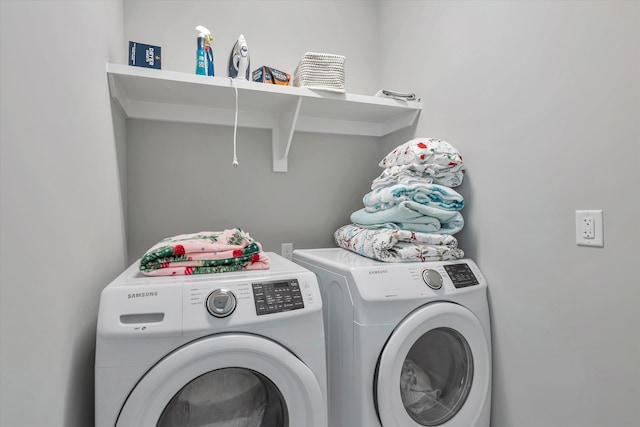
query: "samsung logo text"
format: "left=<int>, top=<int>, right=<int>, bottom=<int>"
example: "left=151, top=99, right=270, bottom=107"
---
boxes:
left=128, top=291, right=159, bottom=299
left=369, top=269, right=388, bottom=275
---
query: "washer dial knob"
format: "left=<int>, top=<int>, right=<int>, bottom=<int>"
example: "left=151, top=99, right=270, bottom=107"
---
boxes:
left=206, top=289, right=237, bottom=318
left=422, top=269, right=443, bottom=290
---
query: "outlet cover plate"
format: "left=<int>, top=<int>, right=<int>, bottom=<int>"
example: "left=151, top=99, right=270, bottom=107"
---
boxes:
left=281, top=243, right=293, bottom=260
left=576, top=210, right=604, bottom=247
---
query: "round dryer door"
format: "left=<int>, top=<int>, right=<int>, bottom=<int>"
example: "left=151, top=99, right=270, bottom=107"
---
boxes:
left=117, top=334, right=326, bottom=427
left=375, top=302, right=490, bottom=426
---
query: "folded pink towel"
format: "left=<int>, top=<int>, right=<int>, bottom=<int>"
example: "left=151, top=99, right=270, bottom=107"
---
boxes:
left=139, top=229, right=270, bottom=276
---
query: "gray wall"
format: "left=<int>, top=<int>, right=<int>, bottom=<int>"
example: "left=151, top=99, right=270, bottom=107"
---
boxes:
left=379, top=1, right=640, bottom=426
left=123, top=0, right=385, bottom=260
left=2, top=1, right=638, bottom=426
left=0, top=1, right=126, bottom=426
left=125, top=0, right=380, bottom=95
left=126, top=121, right=381, bottom=260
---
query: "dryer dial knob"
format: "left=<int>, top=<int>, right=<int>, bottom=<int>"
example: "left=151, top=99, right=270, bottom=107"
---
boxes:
left=422, top=269, right=443, bottom=290
left=206, top=289, right=237, bottom=318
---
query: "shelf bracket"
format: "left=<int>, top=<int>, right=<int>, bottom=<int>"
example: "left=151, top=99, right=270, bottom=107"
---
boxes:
left=272, top=97, right=303, bottom=172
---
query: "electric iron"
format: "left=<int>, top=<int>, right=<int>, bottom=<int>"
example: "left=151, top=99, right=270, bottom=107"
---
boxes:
left=228, top=34, right=250, bottom=79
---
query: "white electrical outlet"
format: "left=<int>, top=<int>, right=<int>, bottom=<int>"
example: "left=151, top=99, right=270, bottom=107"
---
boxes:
left=581, top=217, right=595, bottom=239
left=576, top=210, right=604, bottom=247
left=281, top=243, right=293, bottom=260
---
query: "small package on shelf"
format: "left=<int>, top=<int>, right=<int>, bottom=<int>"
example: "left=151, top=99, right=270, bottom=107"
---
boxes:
left=129, top=41, right=161, bottom=69
left=253, top=66, right=291, bottom=85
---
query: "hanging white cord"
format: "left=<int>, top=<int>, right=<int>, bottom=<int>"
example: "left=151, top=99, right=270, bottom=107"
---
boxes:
left=230, top=77, right=239, bottom=167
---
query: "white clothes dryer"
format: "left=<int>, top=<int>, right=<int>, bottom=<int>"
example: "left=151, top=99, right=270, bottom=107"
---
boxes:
left=95, top=252, right=327, bottom=427
left=293, top=248, right=491, bottom=427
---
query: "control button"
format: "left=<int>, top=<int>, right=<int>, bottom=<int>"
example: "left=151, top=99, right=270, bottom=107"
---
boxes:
left=422, top=269, right=443, bottom=290
left=206, top=289, right=237, bottom=318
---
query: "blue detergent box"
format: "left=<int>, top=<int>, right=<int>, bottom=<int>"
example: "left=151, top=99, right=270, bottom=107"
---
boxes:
left=129, top=41, right=161, bottom=69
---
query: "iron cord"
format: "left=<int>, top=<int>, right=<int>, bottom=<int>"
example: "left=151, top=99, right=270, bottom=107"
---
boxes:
left=230, top=77, right=239, bottom=167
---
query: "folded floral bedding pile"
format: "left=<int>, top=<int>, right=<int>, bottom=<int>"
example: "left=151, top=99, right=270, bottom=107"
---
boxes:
left=139, top=228, right=269, bottom=276
left=336, top=138, right=467, bottom=262
left=335, top=225, right=464, bottom=262
left=374, top=138, right=465, bottom=189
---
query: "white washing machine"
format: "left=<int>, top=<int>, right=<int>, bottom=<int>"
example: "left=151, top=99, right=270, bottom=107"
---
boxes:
left=95, top=252, right=327, bottom=427
left=293, top=248, right=491, bottom=427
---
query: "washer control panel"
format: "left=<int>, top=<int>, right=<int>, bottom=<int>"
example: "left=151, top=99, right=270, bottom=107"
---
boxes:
left=252, top=279, right=304, bottom=316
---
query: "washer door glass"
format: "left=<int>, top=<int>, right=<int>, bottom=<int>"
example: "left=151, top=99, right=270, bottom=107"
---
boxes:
left=400, top=328, right=473, bottom=426
left=117, top=334, right=326, bottom=427
left=157, top=367, right=287, bottom=427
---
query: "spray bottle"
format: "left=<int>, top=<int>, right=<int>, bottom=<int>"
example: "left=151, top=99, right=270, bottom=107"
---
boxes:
left=195, top=25, right=214, bottom=76
left=195, top=27, right=206, bottom=75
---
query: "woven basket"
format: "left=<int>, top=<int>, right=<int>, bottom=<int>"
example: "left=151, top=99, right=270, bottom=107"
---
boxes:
left=293, top=52, right=346, bottom=93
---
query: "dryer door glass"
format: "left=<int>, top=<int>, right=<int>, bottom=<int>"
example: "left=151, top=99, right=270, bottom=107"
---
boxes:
left=157, top=367, right=287, bottom=427
left=400, top=327, right=473, bottom=426
left=376, top=303, right=489, bottom=427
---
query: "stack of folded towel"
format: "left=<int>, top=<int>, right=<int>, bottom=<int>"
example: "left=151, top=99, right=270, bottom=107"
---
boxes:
left=139, top=228, right=269, bottom=276
left=335, top=138, right=466, bottom=262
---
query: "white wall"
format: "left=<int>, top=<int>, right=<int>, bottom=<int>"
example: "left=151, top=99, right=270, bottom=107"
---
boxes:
left=0, top=1, right=126, bottom=426
left=379, top=1, right=640, bottom=426
left=123, top=0, right=384, bottom=261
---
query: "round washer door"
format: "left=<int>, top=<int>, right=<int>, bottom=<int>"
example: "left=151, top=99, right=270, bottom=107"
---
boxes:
left=376, top=302, right=490, bottom=426
left=117, top=334, right=326, bottom=427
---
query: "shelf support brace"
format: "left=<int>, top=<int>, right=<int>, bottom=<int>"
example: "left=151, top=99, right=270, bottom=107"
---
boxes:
left=107, top=73, right=129, bottom=116
left=272, top=97, right=302, bottom=172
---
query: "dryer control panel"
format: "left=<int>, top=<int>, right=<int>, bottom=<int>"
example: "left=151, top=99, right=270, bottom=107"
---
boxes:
left=348, top=258, right=487, bottom=302
left=252, top=279, right=305, bottom=315
left=443, top=263, right=479, bottom=288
